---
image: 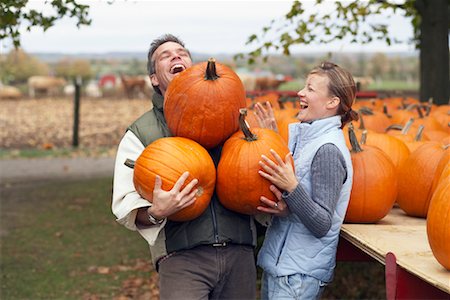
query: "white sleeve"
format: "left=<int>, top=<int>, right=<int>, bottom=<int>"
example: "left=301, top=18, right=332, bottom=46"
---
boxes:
left=111, top=130, right=166, bottom=245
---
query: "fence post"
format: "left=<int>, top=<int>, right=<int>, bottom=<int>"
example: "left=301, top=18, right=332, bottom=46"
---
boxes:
left=72, top=76, right=82, bottom=147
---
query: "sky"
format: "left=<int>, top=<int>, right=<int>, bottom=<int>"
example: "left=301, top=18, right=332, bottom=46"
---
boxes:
left=2, top=0, right=417, bottom=56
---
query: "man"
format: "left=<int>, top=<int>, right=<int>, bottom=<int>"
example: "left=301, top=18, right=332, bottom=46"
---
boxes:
left=112, top=34, right=258, bottom=299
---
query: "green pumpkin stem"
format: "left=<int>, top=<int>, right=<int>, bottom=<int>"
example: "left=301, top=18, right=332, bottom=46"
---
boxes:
left=124, top=159, right=135, bottom=169
left=239, top=108, right=258, bottom=141
left=348, top=123, right=363, bottom=153
left=205, top=58, right=220, bottom=81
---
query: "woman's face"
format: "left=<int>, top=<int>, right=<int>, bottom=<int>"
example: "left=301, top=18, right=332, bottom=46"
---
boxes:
left=296, top=73, right=339, bottom=122
left=150, top=41, right=192, bottom=95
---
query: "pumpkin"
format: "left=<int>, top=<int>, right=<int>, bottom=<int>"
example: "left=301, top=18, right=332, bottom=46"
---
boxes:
left=216, top=109, right=292, bottom=215
left=430, top=145, right=450, bottom=196
left=164, top=58, right=246, bottom=149
left=344, top=124, right=397, bottom=223
left=353, top=107, right=391, bottom=133
left=427, top=163, right=450, bottom=270
left=361, top=130, right=410, bottom=171
left=127, top=137, right=216, bottom=222
left=397, top=142, right=446, bottom=218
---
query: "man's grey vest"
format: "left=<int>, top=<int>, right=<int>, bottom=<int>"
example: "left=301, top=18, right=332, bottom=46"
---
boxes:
left=128, top=93, right=255, bottom=256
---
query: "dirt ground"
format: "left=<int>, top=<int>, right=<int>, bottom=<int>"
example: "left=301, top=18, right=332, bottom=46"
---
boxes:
left=1, top=97, right=152, bottom=149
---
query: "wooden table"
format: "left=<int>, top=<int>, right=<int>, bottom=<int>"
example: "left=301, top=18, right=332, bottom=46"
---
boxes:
left=337, top=207, right=450, bottom=299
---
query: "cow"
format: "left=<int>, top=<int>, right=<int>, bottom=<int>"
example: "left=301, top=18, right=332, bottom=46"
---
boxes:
left=0, top=86, right=22, bottom=100
left=28, top=76, right=67, bottom=98
left=254, top=77, right=287, bottom=91
left=120, top=75, right=150, bottom=99
left=237, top=73, right=257, bottom=91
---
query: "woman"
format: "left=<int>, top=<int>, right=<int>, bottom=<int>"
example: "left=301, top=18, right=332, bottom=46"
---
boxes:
left=254, top=62, right=359, bottom=299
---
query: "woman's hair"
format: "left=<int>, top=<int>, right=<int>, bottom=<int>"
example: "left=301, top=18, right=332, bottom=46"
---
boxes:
left=309, top=61, right=359, bottom=128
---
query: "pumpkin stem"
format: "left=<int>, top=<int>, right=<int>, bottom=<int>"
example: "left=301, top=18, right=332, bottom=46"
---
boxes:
left=348, top=123, right=363, bottom=153
left=425, top=97, right=433, bottom=116
left=416, top=104, right=424, bottom=118
left=360, top=130, right=368, bottom=145
left=239, top=108, right=258, bottom=141
left=357, top=111, right=366, bottom=130
left=401, top=118, right=414, bottom=135
left=385, top=124, right=403, bottom=133
left=383, top=103, right=392, bottom=118
left=124, top=159, right=135, bottom=169
left=359, top=107, right=374, bottom=115
left=205, top=58, right=220, bottom=81
left=414, top=125, right=424, bottom=141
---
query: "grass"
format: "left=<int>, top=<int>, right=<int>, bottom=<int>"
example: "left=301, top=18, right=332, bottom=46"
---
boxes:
left=0, top=147, right=116, bottom=160
left=1, top=176, right=386, bottom=299
left=1, top=177, right=153, bottom=300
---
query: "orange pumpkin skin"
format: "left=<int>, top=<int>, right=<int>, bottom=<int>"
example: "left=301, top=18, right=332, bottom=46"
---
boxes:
left=363, top=131, right=411, bottom=171
left=430, top=146, right=450, bottom=195
left=427, top=163, right=450, bottom=270
left=133, top=137, right=216, bottom=222
left=345, top=144, right=398, bottom=223
left=164, top=58, right=246, bottom=149
left=216, top=111, right=292, bottom=215
left=397, top=142, right=446, bottom=218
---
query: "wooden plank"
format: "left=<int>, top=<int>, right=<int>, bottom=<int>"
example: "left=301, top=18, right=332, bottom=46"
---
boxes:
left=341, top=207, right=450, bottom=294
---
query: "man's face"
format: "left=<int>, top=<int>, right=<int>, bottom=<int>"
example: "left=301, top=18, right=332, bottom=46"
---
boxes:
left=150, top=41, right=192, bottom=95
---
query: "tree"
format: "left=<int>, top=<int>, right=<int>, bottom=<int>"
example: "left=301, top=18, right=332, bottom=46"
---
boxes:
left=369, top=53, right=389, bottom=81
left=54, top=58, right=92, bottom=82
left=239, top=0, right=449, bottom=105
left=0, top=48, right=49, bottom=84
left=1, top=0, right=91, bottom=48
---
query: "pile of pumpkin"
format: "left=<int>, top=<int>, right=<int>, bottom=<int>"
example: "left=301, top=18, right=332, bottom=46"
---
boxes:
left=130, top=59, right=450, bottom=270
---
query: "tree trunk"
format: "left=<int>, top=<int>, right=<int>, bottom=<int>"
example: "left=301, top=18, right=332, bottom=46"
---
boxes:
left=417, top=0, right=449, bottom=105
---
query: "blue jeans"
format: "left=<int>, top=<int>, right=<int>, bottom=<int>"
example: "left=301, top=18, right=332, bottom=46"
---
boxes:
left=261, top=272, right=327, bottom=300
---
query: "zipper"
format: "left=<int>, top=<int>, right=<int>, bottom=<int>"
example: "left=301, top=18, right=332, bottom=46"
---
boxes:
left=210, top=196, right=220, bottom=243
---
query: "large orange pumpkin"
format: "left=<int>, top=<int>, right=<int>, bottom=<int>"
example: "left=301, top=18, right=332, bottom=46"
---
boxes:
left=216, top=109, right=292, bottom=215
left=361, top=130, right=410, bottom=172
left=164, top=58, right=246, bottom=149
left=427, top=163, right=450, bottom=270
left=129, top=137, right=216, bottom=222
left=345, top=124, right=397, bottom=223
left=397, top=142, right=446, bottom=218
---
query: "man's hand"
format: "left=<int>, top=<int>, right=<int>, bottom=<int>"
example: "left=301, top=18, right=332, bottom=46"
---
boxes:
left=149, top=171, right=199, bottom=219
left=136, top=171, right=199, bottom=225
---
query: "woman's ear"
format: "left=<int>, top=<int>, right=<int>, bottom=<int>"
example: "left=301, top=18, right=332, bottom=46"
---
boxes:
left=327, top=96, right=340, bottom=109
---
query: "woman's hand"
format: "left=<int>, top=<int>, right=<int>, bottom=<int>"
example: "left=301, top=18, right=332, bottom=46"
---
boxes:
left=257, top=185, right=289, bottom=217
left=259, top=149, right=297, bottom=193
left=254, top=101, right=278, bottom=132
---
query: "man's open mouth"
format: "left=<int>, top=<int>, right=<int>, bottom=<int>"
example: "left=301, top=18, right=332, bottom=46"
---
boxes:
left=170, top=64, right=186, bottom=74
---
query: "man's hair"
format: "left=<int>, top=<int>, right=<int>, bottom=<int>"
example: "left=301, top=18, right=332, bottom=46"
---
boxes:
left=147, top=34, right=189, bottom=75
